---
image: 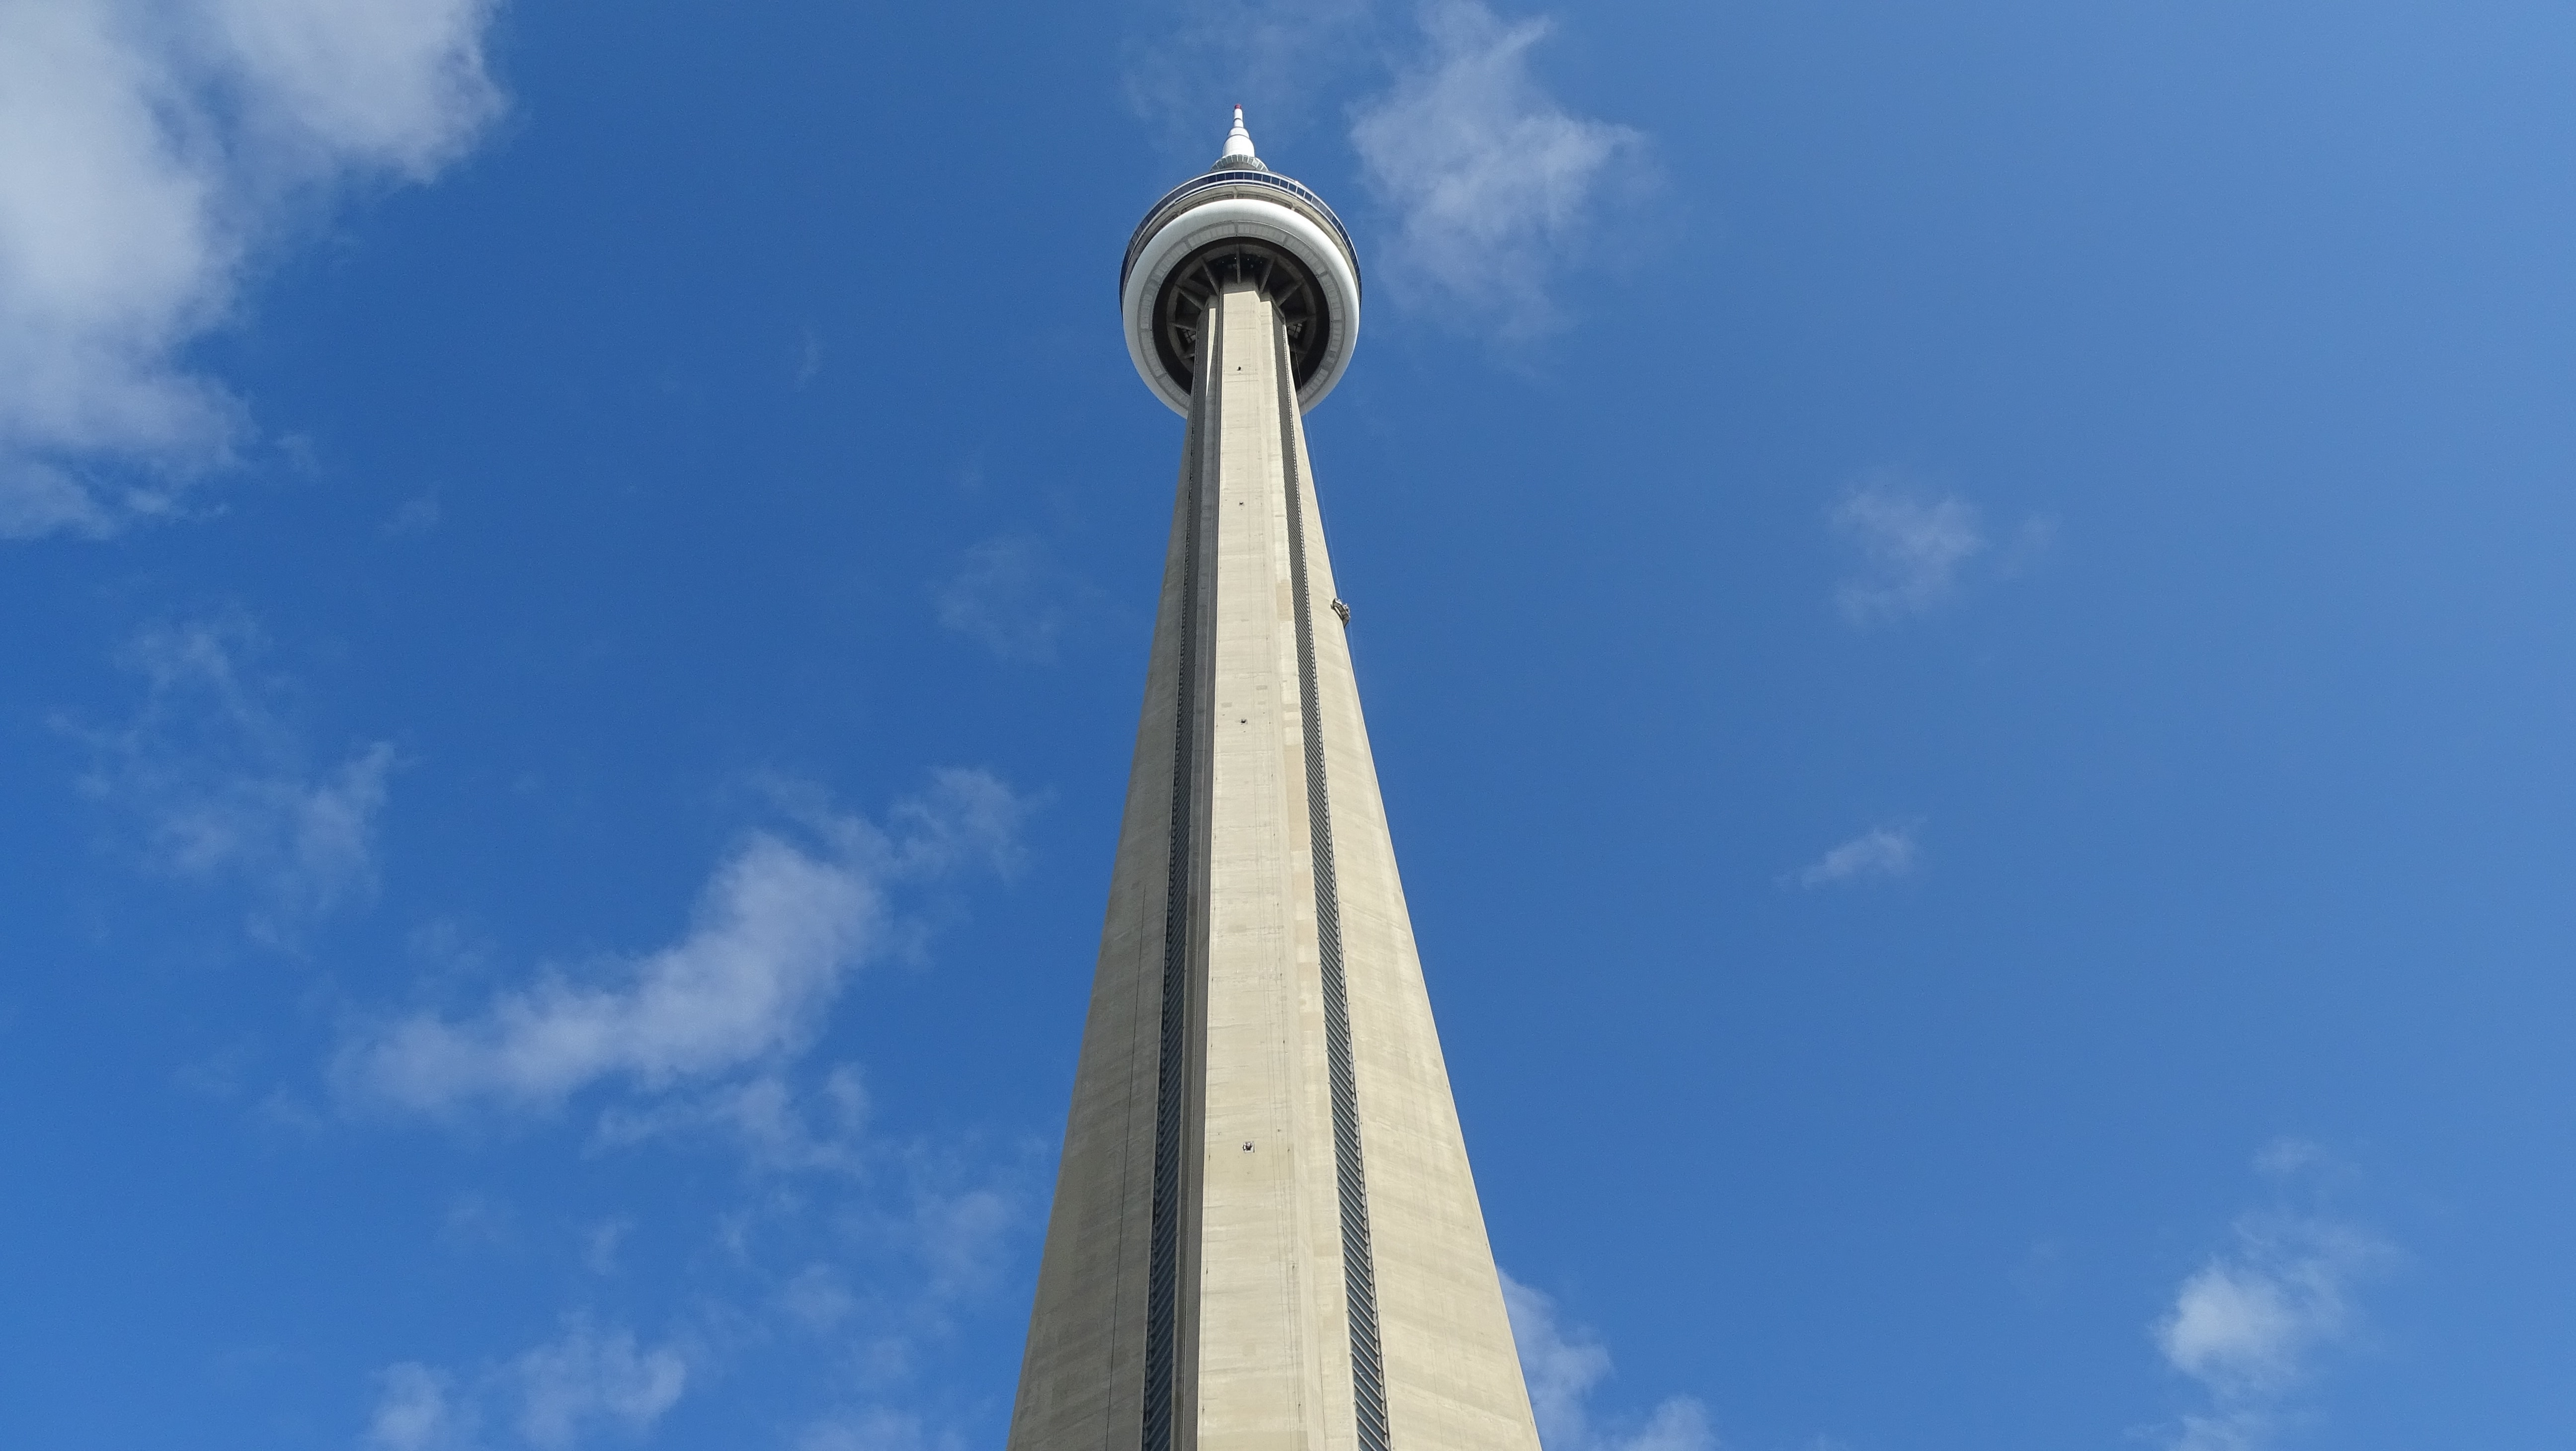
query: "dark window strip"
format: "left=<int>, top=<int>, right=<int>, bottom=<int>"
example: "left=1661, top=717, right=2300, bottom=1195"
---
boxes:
left=1274, top=306, right=1390, bottom=1451
left=1142, top=301, right=1219, bottom=1451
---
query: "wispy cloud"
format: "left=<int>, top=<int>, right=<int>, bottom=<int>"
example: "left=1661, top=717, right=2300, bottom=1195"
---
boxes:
left=513, top=1320, right=688, bottom=1450
left=2152, top=1142, right=2391, bottom=1451
left=0, top=0, right=505, bottom=537
left=1119, top=0, right=1384, bottom=163
left=382, top=490, right=443, bottom=536
left=777, top=1262, right=859, bottom=1331
left=595, top=1065, right=875, bottom=1173
left=438, top=1191, right=516, bottom=1251
left=367, top=1362, right=468, bottom=1451
left=1794, top=822, right=1918, bottom=888
left=1831, top=478, right=1986, bottom=623
left=795, top=1406, right=962, bottom=1451
left=347, top=830, right=875, bottom=1111
left=907, top=1179, right=1022, bottom=1302
left=1350, top=1, right=1647, bottom=337
left=580, top=1218, right=633, bottom=1277
left=366, top=1319, right=687, bottom=1451
left=366, top=1076, right=1042, bottom=1448
left=1503, top=1272, right=1717, bottom=1451
left=340, top=767, right=1041, bottom=1451
left=338, top=770, right=1030, bottom=1117
left=935, top=535, right=1096, bottom=664
left=70, top=616, right=396, bottom=945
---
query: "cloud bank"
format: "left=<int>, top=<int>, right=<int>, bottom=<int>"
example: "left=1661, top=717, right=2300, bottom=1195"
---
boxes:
left=0, top=0, right=505, bottom=536
left=1350, top=1, right=1646, bottom=336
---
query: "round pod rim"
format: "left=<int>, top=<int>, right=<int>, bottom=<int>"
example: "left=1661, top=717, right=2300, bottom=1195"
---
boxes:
left=1121, top=174, right=1363, bottom=415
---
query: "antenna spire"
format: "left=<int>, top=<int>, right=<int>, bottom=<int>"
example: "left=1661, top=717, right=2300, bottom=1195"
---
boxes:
left=1219, top=105, right=1259, bottom=166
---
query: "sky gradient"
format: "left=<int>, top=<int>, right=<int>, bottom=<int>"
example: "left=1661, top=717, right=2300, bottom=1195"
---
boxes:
left=4, top=2, right=2573, bottom=1450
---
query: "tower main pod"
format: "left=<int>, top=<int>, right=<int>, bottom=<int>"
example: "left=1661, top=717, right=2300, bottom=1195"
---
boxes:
left=1006, top=116, right=1542, bottom=1451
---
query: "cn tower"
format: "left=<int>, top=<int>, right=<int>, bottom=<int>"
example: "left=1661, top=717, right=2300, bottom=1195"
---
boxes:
left=1007, top=111, right=1544, bottom=1451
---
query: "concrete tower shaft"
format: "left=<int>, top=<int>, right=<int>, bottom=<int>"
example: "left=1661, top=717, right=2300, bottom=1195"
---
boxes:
left=1006, top=121, right=1540, bottom=1451
left=1009, top=276, right=1538, bottom=1451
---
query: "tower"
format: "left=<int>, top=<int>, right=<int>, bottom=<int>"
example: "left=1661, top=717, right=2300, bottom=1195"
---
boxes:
left=1007, top=112, right=1543, bottom=1451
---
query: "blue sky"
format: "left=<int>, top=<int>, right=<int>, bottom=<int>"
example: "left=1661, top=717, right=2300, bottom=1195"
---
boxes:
left=4, top=1, right=2573, bottom=1449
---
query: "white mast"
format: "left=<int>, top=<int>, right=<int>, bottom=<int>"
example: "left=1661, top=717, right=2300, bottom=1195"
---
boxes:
left=1219, top=104, right=1258, bottom=165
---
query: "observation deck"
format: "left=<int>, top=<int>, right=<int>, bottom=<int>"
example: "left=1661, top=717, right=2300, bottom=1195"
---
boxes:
left=1121, top=110, right=1364, bottom=415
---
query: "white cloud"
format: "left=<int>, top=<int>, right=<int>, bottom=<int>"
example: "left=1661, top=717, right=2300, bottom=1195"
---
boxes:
left=383, top=490, right=443, bottom=536
left=2252, top=1137, right=2331, bottom=1180
left=329, top=775, right=1035, bottom=1447
left=1794, top=823, right=1918, bottom=888
left=594, top=1066, right=873, bottom=1173
left=780, top=1263, right=859, bottom=1332
left=1119, top=0, right=1382, bottom=163
left=0, top=0, right=503, bottom=536
left=796, top=1407, right=957, bottom=1451
left=339, top=772, right=1030, bottom=1116
left=157, top=739, right=395, bottom=914
left=72, top=616, right=396, bottom=944
left=1831, top=479, right=1986, bottom=622
left=2152, top=1146, right=2391, bottom=1451
left=1351, top=1, right=1646, bottom=336
left=361, top=1105, right=1040, bottom=1449
left=910, top=1183, right=1021, bottom=1299
left=204, top=0, right=502, bottom=177
left=353, top=833, right=882, bottom=1111
left=886, top=767, right=1036, bottom=879
left=1503, top=1272, right=1716, bottom=1451
left=936, top=536, right=1089, bottom=665
left=439, top=1191, right=515, bottom=1251
left=513, top=1320, right=687, bottom=1450
left=368, top=1363, right=468, bottom=1451
left=366, top=1320, right=686, bottom=1451
left=580, top=1218, right=632, bottom=1277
